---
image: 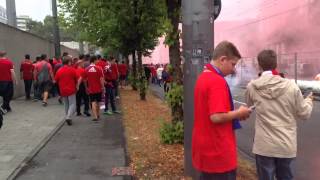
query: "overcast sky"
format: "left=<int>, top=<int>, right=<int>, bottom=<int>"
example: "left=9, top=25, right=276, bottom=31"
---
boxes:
left=0, top=0, right=52, bottom=22
left=0, top=0, right=260, bottom=22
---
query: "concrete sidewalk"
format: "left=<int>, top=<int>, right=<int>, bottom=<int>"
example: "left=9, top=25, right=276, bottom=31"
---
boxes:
left=15, top=103, right=130, bottom=180
left=0, top=97, right=65, bottom=180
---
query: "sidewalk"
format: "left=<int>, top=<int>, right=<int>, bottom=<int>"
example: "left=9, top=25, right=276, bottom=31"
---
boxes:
left=0, top=97, right=65, bottom=180
left=16, top=98, right=130, bottom=180
left=0, top=96, right=130, bottom=180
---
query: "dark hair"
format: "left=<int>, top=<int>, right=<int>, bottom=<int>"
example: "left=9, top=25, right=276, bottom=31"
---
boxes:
left=41, top=54, right=47, bottom=60
left=62, top=52, right=69, bottom=57
left=257, top=50, right=277, bottom=71
left=96, top=55, right=101, bottom=59
left=90, top=56, right=97, bottom=63
left=36, top=56, right=41, bottom=61
left=85, top=54, right=90, bottom=61
left=79, top=54, right=84, bottom=60
left=212, top=41, right=241, bottom=60
left=121, top=61, right=125, bottom=64
left=62, top=55, right=72, bottom=65
left=25, top=54, right=30, bottom=59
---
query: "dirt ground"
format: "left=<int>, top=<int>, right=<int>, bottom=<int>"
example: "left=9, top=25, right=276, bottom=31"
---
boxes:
left=120, top=88, right=257, bottom=179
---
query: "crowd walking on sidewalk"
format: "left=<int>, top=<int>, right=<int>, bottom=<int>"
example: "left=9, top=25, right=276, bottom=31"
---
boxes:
left=0, top=50, right=125, bottom=127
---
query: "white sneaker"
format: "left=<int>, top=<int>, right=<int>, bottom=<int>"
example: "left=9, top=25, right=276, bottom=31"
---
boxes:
left=116, top=96, right=120, bottom=99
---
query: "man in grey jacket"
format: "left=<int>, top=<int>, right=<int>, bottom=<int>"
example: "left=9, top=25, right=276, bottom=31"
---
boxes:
left=245, top=50, right=313, bottom=180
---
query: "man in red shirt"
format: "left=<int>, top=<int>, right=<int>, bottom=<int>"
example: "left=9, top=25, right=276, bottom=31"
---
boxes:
left=34, top=54, right=55, bottom=106
left=79, top=56, right=104, bottom=121
left=0, top=51, right=17, bottom=113
left=75, top=55, right=90, bottom=117
left=192, top=41, right=252, bottom=179
left=102, top=58, right=120, bottom=115
left=55, top=55, right=78, bottom=126
left=111, top=57, right=120, bottom=99
left=118, top=61, right=128, bottom=89
left=20, top=54, right=34, bottom=100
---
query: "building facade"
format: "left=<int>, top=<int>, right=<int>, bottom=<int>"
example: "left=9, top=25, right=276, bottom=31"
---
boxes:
left=0, top=5, right=7, bottom=24
left=16, top=15, right=30, bottom=31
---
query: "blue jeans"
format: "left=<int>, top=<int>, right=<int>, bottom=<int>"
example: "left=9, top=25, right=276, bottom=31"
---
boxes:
left=105, top=86, right=116, bottom=112
left=256, top=154, right=294, bottom=180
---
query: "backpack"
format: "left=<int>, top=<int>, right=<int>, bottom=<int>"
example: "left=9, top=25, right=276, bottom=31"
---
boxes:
left=37, top=62, right=50, bottom=82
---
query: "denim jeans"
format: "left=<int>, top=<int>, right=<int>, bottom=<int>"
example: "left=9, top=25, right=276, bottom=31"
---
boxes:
left=24, top=80, right=33, bottom=99
left=105, top=85, right=116, bottom=112
left=256, top=154, right=294, bottom=180
left=0, top=81, right=13, bottom=111
left=63, top=94, right=76, bottom=120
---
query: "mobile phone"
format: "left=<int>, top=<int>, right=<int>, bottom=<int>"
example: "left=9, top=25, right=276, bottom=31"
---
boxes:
left=304, top=88, right=313, bottom=98
left=249, top=105, right=256, bottom=111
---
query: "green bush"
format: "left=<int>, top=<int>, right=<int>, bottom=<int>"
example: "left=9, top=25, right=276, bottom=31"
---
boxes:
left=165, top=83, right=183, bottom=108
left=160, top=121, right=184, bottom=144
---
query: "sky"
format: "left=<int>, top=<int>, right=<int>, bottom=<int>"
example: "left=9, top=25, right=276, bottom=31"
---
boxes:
left=0, top=0, right=52, bottom=21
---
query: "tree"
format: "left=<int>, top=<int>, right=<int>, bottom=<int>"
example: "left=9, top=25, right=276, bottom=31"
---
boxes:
left=164, top=0, right=183, bottom=123
left=59, top=0, right=167, bottom=100
left=26, top=15, right=76, bottom=42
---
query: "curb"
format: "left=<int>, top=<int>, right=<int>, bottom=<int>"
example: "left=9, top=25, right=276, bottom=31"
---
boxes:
left=7, top=118, right=66, bottom=180
left=118, top=97, right=133, bottom=180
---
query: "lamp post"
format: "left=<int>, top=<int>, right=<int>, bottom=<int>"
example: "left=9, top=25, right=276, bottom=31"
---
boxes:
left=52, top=0, right=61, bottom=57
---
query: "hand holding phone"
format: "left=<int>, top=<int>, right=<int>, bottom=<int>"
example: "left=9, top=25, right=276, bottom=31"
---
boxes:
left=249, top=105, right=256, bottom=111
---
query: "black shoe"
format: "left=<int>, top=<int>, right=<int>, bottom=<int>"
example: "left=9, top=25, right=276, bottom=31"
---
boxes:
left=84, top=112, right=91, bottom=117
left=77, top=112, right=82, bottom=116
left=42, top=102, right=48, bottom=107
left=92, top=118, right=98, bottom=122
left=66, top=119, right=72, bottom=126
left=58, top=98, right=63, bottom=104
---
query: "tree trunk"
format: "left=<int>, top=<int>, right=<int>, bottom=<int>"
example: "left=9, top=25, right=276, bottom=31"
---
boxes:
left=137, top=51, right=146, bottom=100
left=131, top=50, right=138, bottom=90
left=167, top=0, right=183, bottom=123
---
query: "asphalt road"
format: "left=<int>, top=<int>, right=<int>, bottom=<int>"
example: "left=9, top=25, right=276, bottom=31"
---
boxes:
left=232, top=88, right=320, bottom=180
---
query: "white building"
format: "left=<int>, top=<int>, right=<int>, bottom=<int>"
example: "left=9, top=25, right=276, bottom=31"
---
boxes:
left=16, top=15, right=30, bottom=31
left=0, top=5, right=7, bottom=24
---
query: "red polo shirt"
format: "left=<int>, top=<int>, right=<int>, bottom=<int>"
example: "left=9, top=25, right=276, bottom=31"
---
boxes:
left=118, top=64, right=128, bottom=76
left=20, top=60, right=34, bottom=80
left=192, top=65, right=236, bottom=173
left=54, top=65, right=77, bottom=97
left=83, top=64, right=104, bottom=94
left=0, top=58, right=14, bottom=81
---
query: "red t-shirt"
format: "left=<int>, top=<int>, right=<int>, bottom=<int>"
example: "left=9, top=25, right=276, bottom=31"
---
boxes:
left=111, top=63, right=119, bottom=80
left=192, top=66, right=236, bottom=173
left=76, top=67, right=85, bottom=80
left=0, top=58, right=14, bottom=81
left=53, top=58, right=62, bottom=66
left=20, top=60, right=34, bottom=80
left=118, top=64, right=128, bottom=76
left=150, top=66, right=156, bottom=76
left=96, top=60, right=107, bottom=70
left=83, top=64, right=104, bottom=94
left=35, top=61, right=53, bottom=80
left=54, top=66, right=77, bottom=97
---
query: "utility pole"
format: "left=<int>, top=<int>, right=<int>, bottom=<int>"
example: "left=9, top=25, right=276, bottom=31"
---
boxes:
left=52, top=0, right=61, bottom=57
left=182, top=0, right=219, bottom=178
left=6, top=0, right=17, bottom=27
